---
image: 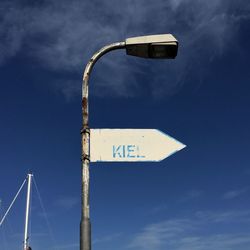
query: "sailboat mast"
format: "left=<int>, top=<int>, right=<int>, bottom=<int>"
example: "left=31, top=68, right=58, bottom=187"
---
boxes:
left=24, top=173, right=32, bottom=250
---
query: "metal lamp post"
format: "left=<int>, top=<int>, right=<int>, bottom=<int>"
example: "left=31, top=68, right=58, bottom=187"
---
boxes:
left=80, top=34, right=178, bottom=250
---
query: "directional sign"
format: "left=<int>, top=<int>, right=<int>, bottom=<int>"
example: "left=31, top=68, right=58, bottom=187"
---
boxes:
left=90, top=129, right=186, bottom=162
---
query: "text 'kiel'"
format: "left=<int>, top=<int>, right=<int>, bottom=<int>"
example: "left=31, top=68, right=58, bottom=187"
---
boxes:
left=90, top=129, right=186, bottom=162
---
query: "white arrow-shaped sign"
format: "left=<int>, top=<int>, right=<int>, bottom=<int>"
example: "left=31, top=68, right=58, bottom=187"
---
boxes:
left=90, top=129, right=186, bottom=162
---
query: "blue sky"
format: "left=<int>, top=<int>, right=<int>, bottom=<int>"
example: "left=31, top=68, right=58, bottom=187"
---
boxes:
left=0, top=0, right=250, bottom=249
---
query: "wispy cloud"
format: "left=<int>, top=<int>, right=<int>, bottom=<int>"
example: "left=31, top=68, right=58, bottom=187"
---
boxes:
left=176, top=233, right=250, bottom=250
left=54, top=196, right=79, bottom=211
left=223, top=187, right=248, bottom=200
left=93, top=232, right=122, bottom=245
left=195, top=210, right=250, bottom=223
left=128, top=209, right=250, bottom=250
left=53, top=79, right=81, bottom=102
left=0, top=0, right=250, bottom=98
left=179, top=190, right=204, bottom=202
left=128, top=219, right=193, bottom=249
left=148, top=204, right=169, bottom=215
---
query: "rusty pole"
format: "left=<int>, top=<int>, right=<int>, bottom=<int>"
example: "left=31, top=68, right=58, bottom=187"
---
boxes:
left=80, top=42, right=125, bottom=250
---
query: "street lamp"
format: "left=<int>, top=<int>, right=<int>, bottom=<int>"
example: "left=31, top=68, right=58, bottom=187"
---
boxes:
left=126, top=34, right=178, bottom=58
left=80, top=34, right=178, bottom=250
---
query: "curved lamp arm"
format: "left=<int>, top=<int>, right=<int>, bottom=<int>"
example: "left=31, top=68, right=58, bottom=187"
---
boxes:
left=82, top=42, right=125, bottom=128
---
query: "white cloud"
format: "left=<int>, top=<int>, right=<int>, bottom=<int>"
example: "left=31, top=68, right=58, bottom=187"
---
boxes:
left=54, top=196, right=79, bottom=210
left=128, top=209, right=250, bottom=250
left=176, top=233, right=250, bottom=250
left=149, top=204, right=169, bottom=215
left=195, top=210, right=250, bottom=223
left=128, top=219, right=193, bottom=249
left=179, top=190, right=204, bottom=202
left=223, top=187, right=248, bottom=199
left=93, top=232, right=122, bottom=245
left=0, top=0, right=250, bottom=98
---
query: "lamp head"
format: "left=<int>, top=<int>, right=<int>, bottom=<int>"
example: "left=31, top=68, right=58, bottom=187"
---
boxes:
left=125, top=34, right=178, bottom=59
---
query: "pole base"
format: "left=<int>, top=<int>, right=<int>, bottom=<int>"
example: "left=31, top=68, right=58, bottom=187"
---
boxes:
left=80, top=218, right=91, bottom=250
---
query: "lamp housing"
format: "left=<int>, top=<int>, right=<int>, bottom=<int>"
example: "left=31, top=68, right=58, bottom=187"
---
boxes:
left=125, top=34, right=178, bottom=59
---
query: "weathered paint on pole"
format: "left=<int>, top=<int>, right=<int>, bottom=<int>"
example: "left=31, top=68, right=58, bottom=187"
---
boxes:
left=90, top=129, right=186, bottom=162
left=81, top=42, right=126, bottom=250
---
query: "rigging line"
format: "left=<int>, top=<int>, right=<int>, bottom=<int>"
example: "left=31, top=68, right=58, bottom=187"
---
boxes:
left=0, top=178, right=27, bottom=226
left=32, top=176, right=58, bottom=249
left=1, top=203, right=15, bottom=236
